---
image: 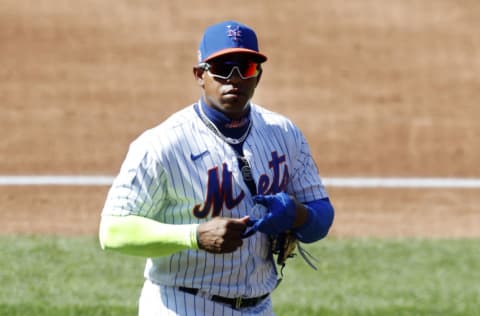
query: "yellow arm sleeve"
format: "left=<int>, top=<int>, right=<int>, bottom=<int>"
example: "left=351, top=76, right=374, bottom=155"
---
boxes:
left=99, top=215, right=199, bottom=257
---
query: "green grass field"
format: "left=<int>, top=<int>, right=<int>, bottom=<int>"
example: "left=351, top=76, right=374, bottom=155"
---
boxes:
left=0, top=236, right=478, bottom=316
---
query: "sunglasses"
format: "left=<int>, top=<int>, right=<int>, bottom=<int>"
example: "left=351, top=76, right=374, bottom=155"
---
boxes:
left=199, top=60, right=261, bottom=80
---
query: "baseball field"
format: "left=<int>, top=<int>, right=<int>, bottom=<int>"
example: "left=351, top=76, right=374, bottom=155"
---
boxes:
left=1, top=1, right=479, bottom=315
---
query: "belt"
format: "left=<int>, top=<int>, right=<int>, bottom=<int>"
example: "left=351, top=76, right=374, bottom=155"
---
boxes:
left=178, top=286, right=269, bottom=309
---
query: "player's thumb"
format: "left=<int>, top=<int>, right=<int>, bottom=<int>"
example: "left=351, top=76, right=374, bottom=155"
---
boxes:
left=231, top=216, right=251, bottom=230
left=238, top=215, right=251, bottom=224
left=241, top=217, right=258, bottom=238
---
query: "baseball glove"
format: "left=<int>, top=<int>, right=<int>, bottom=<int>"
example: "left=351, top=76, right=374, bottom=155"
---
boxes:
left=242, top=192, right=320, bottom=273
left=271, top=231, right=319, bottom=276
left=271, top=231, right=297, bottom=267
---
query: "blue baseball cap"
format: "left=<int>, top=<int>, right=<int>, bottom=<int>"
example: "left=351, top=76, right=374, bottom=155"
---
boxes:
left=198, top=20, right=267, bottom=63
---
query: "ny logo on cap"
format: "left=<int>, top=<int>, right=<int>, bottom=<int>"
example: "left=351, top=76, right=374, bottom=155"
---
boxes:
left=226, top=25, right=242, bottom=42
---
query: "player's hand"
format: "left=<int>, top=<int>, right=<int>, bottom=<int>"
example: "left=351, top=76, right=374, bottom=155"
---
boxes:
left=197, top=216, right=250, bottom=254
left=243, top=192, right=296, bottom=237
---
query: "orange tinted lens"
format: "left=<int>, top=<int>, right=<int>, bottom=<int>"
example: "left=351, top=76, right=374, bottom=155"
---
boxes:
left=243, top=62, right=259, bottom=77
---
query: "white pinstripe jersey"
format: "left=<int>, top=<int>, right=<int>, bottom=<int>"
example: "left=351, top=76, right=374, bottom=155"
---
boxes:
left=102, top=102, right=328, bottom=298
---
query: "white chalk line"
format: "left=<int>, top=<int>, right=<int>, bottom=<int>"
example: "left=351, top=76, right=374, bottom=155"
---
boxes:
left=323, top=177, right=480, bottom=188
left=0, top=175, right=480, bottom=188
left=0, top=175, right=114, bottom=186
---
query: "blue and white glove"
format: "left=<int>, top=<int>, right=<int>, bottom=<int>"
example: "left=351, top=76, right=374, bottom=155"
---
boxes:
left=242, top=192, right=296, bottom=238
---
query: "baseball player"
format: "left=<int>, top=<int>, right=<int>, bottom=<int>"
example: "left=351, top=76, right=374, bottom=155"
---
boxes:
left=99, top=20, right=334, bottom=316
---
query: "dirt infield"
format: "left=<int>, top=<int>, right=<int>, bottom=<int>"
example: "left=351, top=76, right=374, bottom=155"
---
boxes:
left=1, top=1, right=479, bottom=237
left=2, top=186, right=480, bottom=238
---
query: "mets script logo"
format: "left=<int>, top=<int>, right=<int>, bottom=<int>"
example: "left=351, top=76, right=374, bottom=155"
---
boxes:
left=226, top=25, right=242, bottom=42
left=192, top=151, right=289, bottom=218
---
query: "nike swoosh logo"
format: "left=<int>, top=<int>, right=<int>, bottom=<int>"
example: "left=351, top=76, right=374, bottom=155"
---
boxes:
left=190, top=150, right=209, bottom=161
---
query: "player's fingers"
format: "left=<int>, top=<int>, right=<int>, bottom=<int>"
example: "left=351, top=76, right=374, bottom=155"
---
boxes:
left=245, top=217, right=256, bottom=227
left=219, top=234, right=244, bottom=253
left=238, top=215, right=251, bottom=224
left=241, top=220, right=258, bottom=238
left=241, top=227, right=258, bottom=238
left=228, top=216, right=250, bottom=231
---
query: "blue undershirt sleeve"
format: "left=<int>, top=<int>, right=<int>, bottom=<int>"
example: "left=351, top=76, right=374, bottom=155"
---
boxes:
left=293, top=197, right=334, bottom=243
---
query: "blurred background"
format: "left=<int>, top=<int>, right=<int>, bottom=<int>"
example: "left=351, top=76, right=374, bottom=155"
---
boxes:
left=1, top=0, right=479, bottom=236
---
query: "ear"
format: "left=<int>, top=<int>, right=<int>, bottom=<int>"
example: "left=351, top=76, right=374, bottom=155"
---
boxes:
left=193, top=66, right=205, bottom=87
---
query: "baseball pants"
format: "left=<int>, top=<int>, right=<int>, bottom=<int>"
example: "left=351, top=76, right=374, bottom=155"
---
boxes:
left=138, top=279, right=274, bottom=316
